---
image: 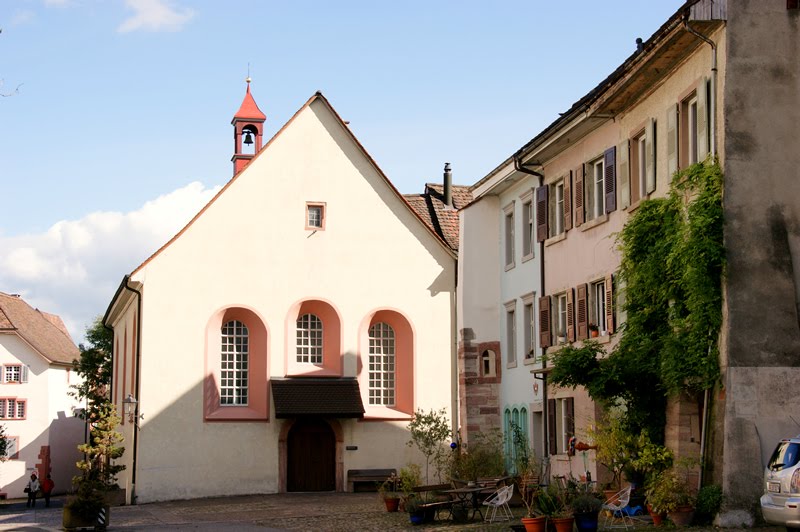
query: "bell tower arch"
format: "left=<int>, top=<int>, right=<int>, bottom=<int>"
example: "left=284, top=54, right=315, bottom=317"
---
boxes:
left=231, top=77, right=266, bottom=175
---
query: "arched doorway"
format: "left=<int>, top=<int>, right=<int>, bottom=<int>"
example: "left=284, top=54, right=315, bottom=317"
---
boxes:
left=287, top=418, right=336, bottom=491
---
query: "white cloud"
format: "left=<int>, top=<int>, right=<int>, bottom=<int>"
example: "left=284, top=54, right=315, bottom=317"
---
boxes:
left=11, top=10, right=36, bottom=26
left=118, top=0, right=195, bottom=33
left=0, top=181, right=220, bottom=343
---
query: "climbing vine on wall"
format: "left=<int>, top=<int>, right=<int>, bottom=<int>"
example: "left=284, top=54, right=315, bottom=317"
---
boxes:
left=550, top=159, right=724, bottom=441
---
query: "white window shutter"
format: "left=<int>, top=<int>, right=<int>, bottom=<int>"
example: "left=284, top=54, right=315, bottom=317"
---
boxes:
left=666, top=103, right=678, bottom=178
left=618, top=140, right=630, bottom=209
left=21, top=365, right=29, bottom=383
left=645, top=117, right=656, bottom=194
left=0, top=366, right=4, bottom=383
left=696, top=77, right=709, bottom=162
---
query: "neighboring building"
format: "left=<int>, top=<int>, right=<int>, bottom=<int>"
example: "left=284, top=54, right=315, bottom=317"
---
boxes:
left=457, top=158, right=544, bottom=469
left=0, top=292, right=83, bottom=498
left=103, top=84, right=462, bottom=504
left=461, top=0, right=800, bottom=521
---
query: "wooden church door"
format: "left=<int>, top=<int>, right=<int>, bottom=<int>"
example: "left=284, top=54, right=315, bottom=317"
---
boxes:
left=287, top=418, right=336, bottom=491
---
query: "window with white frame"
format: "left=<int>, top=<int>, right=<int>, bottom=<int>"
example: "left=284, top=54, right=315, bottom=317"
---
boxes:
left=306, top=203, right=325, bottom=230
left=506, top=303, right=517, bottom=365
left=549, top=179, right=565, bottom=237
left=3, top=365, right=26, bottom=384
left=554, top=293, right=568, bottom=344
left=220, top=320, right=249, bottom=406
left=481, top=350, right=497, bottom=378
left=296, top=313, right=323, bottom=364
left=368, top=322, right=395, bottom=406
left=504, top=203, right=515, bottom=268
left=0, top=398, right=26, bottom=419
left=590, top=279, right=607, bottom=335
left=522, top=198, right=534, bottom=258
left=553, top=398, right=574, bottom=454
left=523, top=299, right=535, bottom=359
left=588, top=158, right=605, bottom=221
left=688, top=95, right=698, bottom=165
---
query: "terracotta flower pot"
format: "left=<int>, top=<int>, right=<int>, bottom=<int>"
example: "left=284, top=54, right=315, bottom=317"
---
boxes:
left=522, top=516, right=548, bottom=532
left=383, top=497, right=400, bottom=512
left=668, top=505, right=694, bottom=526
left=647, top=504, right=666, bottom=527
left=552, top=516, right=575, bottom=532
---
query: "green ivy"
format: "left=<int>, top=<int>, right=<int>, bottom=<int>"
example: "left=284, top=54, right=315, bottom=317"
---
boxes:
left=550, top=159, right=724, bottom=441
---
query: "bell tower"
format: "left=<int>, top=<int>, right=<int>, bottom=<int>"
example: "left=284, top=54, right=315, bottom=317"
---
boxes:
left=231, top=77, right=266, bottom=175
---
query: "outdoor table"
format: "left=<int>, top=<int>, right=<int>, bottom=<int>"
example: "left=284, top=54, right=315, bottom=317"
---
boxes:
left=443, top=486, right=490, bottom=521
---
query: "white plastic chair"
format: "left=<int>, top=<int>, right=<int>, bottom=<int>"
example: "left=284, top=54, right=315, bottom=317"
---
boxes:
left=601, top=485, right=634, bottom=530
left=483, top=484, right=514, bottom=523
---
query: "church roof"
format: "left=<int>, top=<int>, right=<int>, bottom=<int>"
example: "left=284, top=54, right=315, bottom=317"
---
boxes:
left=0, top=292, right=79, bottom=366
left=232, top=81, right=266, bottom=122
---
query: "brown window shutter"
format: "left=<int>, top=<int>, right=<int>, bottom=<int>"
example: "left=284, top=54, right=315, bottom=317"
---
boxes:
left=605, top=273, right=615, bottom=335
left=667, top=103, right=678, bottom=177
left=576, top=284, right=588, bottom=340
left=604, top=146, right=617, bottom=213
left=565, top=397, right=575, bottom=438
left=566, top=288, right=575, bottom=342
left=574, top=165, right=584, bottom=227
left=539, top=296, right=552, bottom=348
left=790, top=0, right=800, bottom=9
left=547, top=398, right=557, bottom=455
left=536, top=186, right=549, bottom=242
left=564, top=172, right=573, bottom=232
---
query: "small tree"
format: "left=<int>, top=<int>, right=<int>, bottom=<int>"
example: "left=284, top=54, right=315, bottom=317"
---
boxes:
left=407, top=408, right=451, bottom=483
left=70, top=316, right=113, bottom=421
left=66, top=402, right=125, bottom=519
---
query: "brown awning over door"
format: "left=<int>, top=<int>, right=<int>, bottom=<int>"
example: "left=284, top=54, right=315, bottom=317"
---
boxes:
left=271, top=378, right=365, bottom=418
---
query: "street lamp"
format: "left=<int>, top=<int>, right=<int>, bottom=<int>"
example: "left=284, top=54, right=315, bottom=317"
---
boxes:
left=122, top=394, right=142, bottom=425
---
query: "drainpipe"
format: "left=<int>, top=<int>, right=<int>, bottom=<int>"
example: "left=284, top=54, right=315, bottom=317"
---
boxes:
left=683, top=18, right=717, bottom=156
left=682, top=18, right=718, bottom=489
left=122, top=276, right=142, bottom=505
left=513, top=155, right=548, bottom=468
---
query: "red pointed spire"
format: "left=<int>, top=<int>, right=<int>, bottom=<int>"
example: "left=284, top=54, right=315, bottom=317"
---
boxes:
left=234, top=78, right=266, bottom=121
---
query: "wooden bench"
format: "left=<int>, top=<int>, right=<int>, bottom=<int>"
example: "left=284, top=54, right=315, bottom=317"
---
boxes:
left=346, top=468, right=395, bottom=492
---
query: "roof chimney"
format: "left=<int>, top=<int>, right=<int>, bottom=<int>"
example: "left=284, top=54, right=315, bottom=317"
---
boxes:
left=443, top=162, right=452, bottom=208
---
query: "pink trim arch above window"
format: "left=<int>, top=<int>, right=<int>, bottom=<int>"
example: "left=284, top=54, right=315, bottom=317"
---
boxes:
left=204, top=306, right=269, bottom=422
left=358, top=309, right=414, bottom=419
left=285, top=299, right=342, bottom=377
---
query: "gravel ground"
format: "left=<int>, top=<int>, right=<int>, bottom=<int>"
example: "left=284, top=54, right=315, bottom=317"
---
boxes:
left=0, top=492, right=784, bottom=532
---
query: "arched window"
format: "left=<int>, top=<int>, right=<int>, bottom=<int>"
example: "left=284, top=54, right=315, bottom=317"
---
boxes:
left=504, top=408, right=513, bottom=472
left=296, top=313, right=323, bottom=364
left=368, top=322, right=395, bottom=406
left=482, top=349, right=496, bottom=377
left=220, top=320, right=249, bottom=406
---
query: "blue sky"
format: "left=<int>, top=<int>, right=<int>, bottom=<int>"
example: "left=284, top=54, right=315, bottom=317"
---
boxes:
left=1, top=0, right=683, bottom=341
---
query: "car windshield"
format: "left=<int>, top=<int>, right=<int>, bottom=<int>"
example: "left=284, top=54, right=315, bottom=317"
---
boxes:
left=768, top=441, right=800, bottom=471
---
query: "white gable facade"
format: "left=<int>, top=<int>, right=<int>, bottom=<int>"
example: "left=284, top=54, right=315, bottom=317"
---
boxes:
left=105, top=93, right=457, bottom=503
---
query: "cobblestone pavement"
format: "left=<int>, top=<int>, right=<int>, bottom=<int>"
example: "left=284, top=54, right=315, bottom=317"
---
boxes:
left=0, top=493, right=784, bottom=532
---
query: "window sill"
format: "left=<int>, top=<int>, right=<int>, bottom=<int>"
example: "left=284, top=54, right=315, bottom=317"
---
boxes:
left=579, top=213, right=609, bottom=232
left=585, top=333, right=612, bottom=345
left=545, top=233, right=567, bottom=247
left=521, top=252, right=535, bottom=264
left=506, top=360, right=518, bottom=369
left=362, top=406, right=413, bottom=421
left=523, top=356, right=540, bottom=366
left=504, top=262, right=516, bottom=272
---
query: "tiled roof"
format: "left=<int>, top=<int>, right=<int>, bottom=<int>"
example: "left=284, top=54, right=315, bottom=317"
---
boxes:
left=0, top=292, right=79, bottom=365
left=271, top=378, right=365, bottom=418
left=404, top=183, right=472, bottom=252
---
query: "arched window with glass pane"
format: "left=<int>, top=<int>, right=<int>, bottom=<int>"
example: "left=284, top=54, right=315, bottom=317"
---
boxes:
left=220, top=320, right=248, bottom=406
left=296, top=313, right=323, bottom=364
left=368, top=322, right=395, bottom=406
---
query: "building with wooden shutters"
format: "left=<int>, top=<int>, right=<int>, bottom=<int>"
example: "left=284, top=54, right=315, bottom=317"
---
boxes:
left=459, top=0, right=800, bottom=521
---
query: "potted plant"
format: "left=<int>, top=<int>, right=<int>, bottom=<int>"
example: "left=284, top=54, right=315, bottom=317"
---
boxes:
left=571, top=492, right=603, bottom=532
left=63, top=402, right=125, bottom=531
left=588, top=412, right=636, bottom=497
left=588, top=323, right=599, bottom=337
left=378, top=472, right=401, bottom=512
left=645, top=467, right=695, bottom=526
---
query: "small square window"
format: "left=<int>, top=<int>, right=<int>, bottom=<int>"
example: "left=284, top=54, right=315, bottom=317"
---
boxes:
left=306, top=203, right=326, bottom=230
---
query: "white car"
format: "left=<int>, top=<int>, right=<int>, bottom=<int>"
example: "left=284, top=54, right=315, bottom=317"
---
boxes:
left=761, top=436, right=800, bottom=531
